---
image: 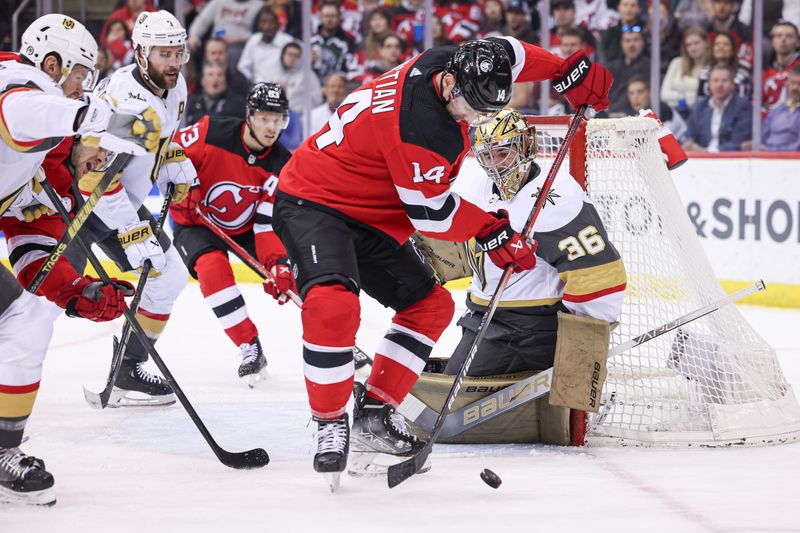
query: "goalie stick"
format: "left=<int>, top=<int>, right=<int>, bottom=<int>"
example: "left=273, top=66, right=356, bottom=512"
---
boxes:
left=82, top=183, right=175, bottom=409
left=387, top=106, right=589, bottom=488
left=362, top=280, right=766, bottom=438
left=39, top=180, right=269, bottom=470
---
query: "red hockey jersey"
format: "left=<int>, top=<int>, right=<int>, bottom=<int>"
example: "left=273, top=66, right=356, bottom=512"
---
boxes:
left=278, top=36, right=565, bottom=245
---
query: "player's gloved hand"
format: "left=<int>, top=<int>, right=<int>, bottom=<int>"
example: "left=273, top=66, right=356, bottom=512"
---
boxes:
left=475, top=210, right=537, bottom=273
left=553, top=50, right=613, bottom=112
left=63, top=276, right=135, bottom=322
left=4, top=169, right=63, bottom=222
left=263, top=257, right=296, bottom=305
left=78, top=94, right=162, bottom=155
left=117, top=220, right=166, bottom=275
left=157, top=144, right=197, bottom=203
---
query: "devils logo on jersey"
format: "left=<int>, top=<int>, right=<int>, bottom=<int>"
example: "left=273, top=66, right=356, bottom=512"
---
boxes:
left=204, top=181, right=262, bottom=230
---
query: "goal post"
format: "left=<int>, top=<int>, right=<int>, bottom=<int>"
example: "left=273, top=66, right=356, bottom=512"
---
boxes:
left=527, top=114, right=800, bottom=447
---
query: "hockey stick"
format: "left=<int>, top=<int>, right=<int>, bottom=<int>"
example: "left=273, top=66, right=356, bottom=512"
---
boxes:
left=82, top=183, right=175, bottom=409
left=384, top=280, right=766, bottom=438
left=194, top=206, right=377, bottom=364
left=39, top=182, right=269, bottom=470
left=26, top=152, right=132, bottom=294
left=387, top=105, right=589, bottom=488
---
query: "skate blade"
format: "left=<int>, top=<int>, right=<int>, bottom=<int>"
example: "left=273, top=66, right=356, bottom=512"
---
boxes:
left=347, top=451, right=431, bottom=478
left=107, top=388, right=177, bottom=408
left=240, top=368, right=268, bottom=389
left=322, top=472, right=341, bottom=493
left=0, top=485, right=56, bottom=506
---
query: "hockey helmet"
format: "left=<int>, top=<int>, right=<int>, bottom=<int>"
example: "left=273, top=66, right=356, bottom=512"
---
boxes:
left=20, top=14, right=98, bottom=87
left=132, top=11, right=190, bottom=65
left=446, top=40, right=512, bottom=119
left=473, top=108, right=538, bottom=201
left=246, top=82, right=290, bottom=130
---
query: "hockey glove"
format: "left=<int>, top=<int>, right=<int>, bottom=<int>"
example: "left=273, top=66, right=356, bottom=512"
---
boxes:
left=117, top=220, right=166, bottom=275
left=553, top=50, right=613, bottom=112
left=63, top=276, right=135, bottom=322
left=157, top=144, right=197, bottom=203
left=79, top=94, right=162, bottom=155
left=4, top=169, right=62, bottom=222
left=475, top=210, right=537, bottom=273
left=263, top=257, right=296, bottom=305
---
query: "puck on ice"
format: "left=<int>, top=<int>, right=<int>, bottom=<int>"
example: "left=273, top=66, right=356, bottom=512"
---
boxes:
left=480, top=468, right=502, bottom=489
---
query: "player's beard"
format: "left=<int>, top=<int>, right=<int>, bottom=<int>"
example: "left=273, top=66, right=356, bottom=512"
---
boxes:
left=148, top=64, right=180, bottom=90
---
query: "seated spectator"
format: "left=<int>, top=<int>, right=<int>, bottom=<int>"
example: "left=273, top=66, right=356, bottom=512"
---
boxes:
left=574, top=0, right=619, bottom=34
left=646, top=1, right=682, bottom=77
left=188, top=0, right=263, bottom=68
left=759, top=65, right=800, bottom=151
left=435, top=1, right=482, bottom=43
left=549, top=0, right=596, bottom=58
left=271, top=42, right=323, bottom=118
left=311, top=0, right=356, bottom=81
left=353, top=33, right=405, bottom=85
left=763, top=21, right=800, bottom=113
left=684, top=63, right=752, bottom=151
left=698, top=31, right=752, bottom=99
left=607, top=25, right=650, bottom=114
left=310, top=73, right=348, bottom=135
left=600, top=0, right=643, bottom=63
left=706, top=0, right=752, bottom=66
left=392, top=0, right=425, bottom=51
left=361, top=8, right=393, bottom=61
left=238, top=7, right=295, bottom=84
left=104, top=19, right=134, bottom=70
left=661, top=27, right=711, bottom=114
left=555, top=27, right=585, bottom=58
left=432, top=14, right=455, bottom=48
left=204, top=37, right=250, bottom=100
left=479, top=0, right=505, bottom=38
left=100, top=0, right=156, bottom=48
left=675, top=0, right=713, bottom=31
left=502, top=0, right=538, bottom=45
left=611, top=75, right=687, bottom=139
left=185, top=63, right=247, bottom=126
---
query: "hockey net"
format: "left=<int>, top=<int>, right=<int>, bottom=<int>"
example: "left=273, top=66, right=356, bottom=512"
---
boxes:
left=528, top=115, right=800, bottom=447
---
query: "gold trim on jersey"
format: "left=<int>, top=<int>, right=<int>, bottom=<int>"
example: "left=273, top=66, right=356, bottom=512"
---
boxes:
left=0, top=389, right=38, bottom=418
left=559, top=259, right=627, bottom=296
left=468, top=293, right=561, bottom=308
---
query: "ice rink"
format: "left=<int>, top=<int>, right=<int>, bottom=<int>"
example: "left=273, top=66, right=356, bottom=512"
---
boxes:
left=3, top=283, right=799, bottom=533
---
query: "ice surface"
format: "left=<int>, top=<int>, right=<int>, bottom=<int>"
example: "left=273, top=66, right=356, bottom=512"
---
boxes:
left=2, top=285, right=799, bottom=532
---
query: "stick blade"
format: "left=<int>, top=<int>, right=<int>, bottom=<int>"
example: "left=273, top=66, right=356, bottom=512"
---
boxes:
left=218, top=447, right=270, bottom=470
left=387, top=450, right=429, bottom=488
left=83, top=386, right=104, bottom=410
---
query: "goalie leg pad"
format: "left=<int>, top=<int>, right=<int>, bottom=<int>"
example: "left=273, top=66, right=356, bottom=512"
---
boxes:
left=549, top=312, right=611, bottom=413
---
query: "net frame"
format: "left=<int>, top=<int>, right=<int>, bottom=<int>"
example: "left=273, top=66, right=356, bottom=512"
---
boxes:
left=526, top=115, right=800, bottom=447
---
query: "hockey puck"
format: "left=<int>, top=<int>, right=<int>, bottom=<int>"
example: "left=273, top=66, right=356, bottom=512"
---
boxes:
left=480, top=468, right=502, bottom=489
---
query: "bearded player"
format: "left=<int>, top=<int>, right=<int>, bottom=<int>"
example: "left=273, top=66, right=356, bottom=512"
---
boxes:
left=272, top=36, right=612, bottom=487
left=170, top=83, right=294, bottom=386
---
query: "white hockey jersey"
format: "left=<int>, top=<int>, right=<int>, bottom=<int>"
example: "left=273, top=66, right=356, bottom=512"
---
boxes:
left=0, top=57, right=85, bottom=214
left=457, top=162, right=626, bottom=323
left=83, top=64, right=187, bottom=229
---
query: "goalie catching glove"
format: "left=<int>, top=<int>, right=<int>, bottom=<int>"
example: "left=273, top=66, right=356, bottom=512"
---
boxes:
left=553, top=50, right=613, bottom=112
left=117, top=220, right=166, bottom=275
left=263, top=257, right=296, bottom=305
left=475, top=210, right=537, bottom=273
left=60, top=276, right=135, bottom=322
left=157, top=144, right=197, bottom=203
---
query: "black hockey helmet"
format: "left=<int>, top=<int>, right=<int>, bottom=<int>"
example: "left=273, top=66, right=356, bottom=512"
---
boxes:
left=246, top=82, right=290, bottom=129
left=446, top=40, right=512, bottom=113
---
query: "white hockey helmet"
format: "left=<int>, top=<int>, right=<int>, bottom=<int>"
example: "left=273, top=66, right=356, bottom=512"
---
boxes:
left=20, top=14, right=98, bottom=86
left=132, top=11, right=190, bottom=65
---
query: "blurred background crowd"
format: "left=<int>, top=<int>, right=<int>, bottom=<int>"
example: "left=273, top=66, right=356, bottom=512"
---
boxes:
left=2, top=0, right=798, bottom=152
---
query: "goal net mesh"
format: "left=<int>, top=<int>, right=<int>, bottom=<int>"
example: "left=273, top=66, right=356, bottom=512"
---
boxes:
left=531, top=115, right=800, bottom=446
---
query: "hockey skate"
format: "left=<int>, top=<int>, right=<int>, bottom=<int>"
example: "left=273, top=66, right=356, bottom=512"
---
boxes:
left=348, top=382, right=430, bottom=478
left=108, top=359, right=176, bottom=407
left=0, top=447, right=55, bottom=506
left=313, top=414, right=349, bottom=493
left=237, top=337, right=267, bottom=388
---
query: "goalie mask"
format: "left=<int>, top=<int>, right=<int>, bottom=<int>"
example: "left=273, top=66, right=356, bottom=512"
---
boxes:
left=473, top=109, right=538, bottom=201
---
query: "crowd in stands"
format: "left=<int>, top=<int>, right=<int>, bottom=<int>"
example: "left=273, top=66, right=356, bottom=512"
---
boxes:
left=6, top=0, right=800, bottom=152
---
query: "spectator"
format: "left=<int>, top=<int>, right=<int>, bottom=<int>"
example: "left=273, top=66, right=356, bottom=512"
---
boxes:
left=611, top=75, right=687, bottom=139
left=185, top=63, right=247, bottom=125
left=392, top=0, right=425, bottom=51
left=661, top=27, right=711, bottom=113
left=271, top=42, right=323, bottom=117
left=104, top=19, right=135, bottom=70
left=675, top=0, right=713, bottom=31
left=647, top=0, right=682, bottom=75
left=95, top=47, right=115, bottom=85
left=573, top=0, right=619, bottom=34
left=310, top=0, right=356, bottom=81
left=238, top=7, right=295, bottom=84
left=431, top=14, right=455, bottom=48
left=310, top=72, right=348, bottom=135
left=759, top=65, right=800, bottom=151
left=706, top=0, right=752, bottom=65
left=188, top=0, right=263, bottom=68
left=698, top=31, right=752, bottom=99
left=684, top=63, right=752, bottom=151
left=549, top=0, right=597, bottom=58
left=479, top=0, right=505, bottom=38
left=763, top=21, right=800, bottom=113
left=556, top=27, right=586, bottom=58
left=204, top=37, right=250, bottom=100
left=100, top=0, right=156, bottom=48
left=435, top=1, right=482, bottom=43
left=361, top=8, right=393, bottom=61
left=356, top=33, right=405, bottom=84
left=502, top=0, right=538, bottom=45
left=600, top=0, right=643, bottom=64
left=607, top=25, right=651, bottom=114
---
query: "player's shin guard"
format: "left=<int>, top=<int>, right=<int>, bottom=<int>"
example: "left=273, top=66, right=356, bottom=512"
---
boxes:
left=367, top=284, right=454, bottom=406
left=195, top=250, right=258, bottom=347
left=302, top=284, right=359, bottom=419
left=0, top=382, right=38, bottom=448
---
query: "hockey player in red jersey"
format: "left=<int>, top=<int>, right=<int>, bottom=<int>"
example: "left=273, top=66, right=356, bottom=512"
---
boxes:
left=170, top=83, right=295, bottom=386
left=272, top=36, right=612, bottom=486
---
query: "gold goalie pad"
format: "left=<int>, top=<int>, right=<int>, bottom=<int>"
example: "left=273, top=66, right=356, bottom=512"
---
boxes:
left=410, top=232, right=472, bottom=283
left=409, top=371, right=574, bottom=445
left=549, top=312, right=611, bottom=413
